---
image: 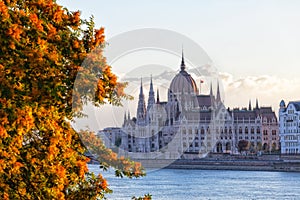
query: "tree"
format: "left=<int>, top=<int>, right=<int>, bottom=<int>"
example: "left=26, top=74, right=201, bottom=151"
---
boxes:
left=0, top=0, right=146, bottom=199
left=256, top=142, right=262, bottom=151
left=237, top=140, right=250, bottom=154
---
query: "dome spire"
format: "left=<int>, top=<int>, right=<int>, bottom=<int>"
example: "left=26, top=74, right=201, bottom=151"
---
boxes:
left=180, top=46, right=185, bottom=71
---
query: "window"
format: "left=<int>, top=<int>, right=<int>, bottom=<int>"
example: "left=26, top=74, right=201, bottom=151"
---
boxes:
left=201, top=128, right=205, bottom=135
left=263, top=130, right=268, bottom=136
left=257, top=127, right=261, bottom=134
left=239, top=127, right=242, bottom=134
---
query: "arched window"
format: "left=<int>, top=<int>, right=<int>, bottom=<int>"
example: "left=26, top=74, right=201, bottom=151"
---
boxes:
left=257, top=127, right=261, bottom=134
left=216, top=142, right=222, bottom=153
left=201, top=128, right=205, bottom=135
left=226, top=142, right=231, bottom=151
left=239, top=127, right=242, bottom=134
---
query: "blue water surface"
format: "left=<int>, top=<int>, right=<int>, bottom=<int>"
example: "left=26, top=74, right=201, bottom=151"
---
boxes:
left=88, top=164, right=300, bottom=200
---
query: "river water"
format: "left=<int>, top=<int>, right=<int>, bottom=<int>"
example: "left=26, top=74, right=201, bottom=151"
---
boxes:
left=88, top=164, right=300, bottom=200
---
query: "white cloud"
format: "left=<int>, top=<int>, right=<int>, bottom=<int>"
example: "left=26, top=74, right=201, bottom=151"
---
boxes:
left=220, top=72, right=300, bottom=112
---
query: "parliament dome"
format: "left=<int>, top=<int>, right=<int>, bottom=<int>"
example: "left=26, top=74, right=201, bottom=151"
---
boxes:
left=169, top=52, right=198, bottom=94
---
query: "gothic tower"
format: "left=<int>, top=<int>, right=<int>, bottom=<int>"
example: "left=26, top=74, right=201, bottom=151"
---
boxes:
left=147, top=76, right=155, bottom=111
left=137, top=78, right=146, bottom=125
left=216, top=81, right=221, bottom=104
left=210, top=82, right=215, bottom=106
left=156, top=89, right=160, bottom=104
left=249, top=100, right=252, bottom=111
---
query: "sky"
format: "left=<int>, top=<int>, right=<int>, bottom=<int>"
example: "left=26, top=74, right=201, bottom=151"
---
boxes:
left=59, top=0, right=300, bottom=131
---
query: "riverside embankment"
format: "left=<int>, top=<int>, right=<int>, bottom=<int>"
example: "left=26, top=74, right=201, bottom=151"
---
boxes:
left=133, top=153, right=300, bottom=172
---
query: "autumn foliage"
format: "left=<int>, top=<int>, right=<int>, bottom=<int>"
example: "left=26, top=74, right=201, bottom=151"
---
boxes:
left=0, top=0, right=145, bottom=199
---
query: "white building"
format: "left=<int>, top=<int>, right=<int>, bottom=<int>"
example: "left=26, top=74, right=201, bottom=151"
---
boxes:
left=98, top=127, right=124, bottom=149
left=99, top=53, right=279, bottom=159
left=279, top=100, right=300, bottom=154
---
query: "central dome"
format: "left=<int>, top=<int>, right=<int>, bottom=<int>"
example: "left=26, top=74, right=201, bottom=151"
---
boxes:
left=169, top=53, right=198, bottom=94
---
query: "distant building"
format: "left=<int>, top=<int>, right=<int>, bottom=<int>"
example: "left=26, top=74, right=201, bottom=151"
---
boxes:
left=99, top=52, right=279, bottom=159
left=279, top=100, right=300, bottom=154
left=98, top=127, right=124, bottom=149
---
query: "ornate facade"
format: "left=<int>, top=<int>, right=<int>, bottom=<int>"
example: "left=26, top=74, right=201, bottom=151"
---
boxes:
left=100, top=53, right=279, bottom=159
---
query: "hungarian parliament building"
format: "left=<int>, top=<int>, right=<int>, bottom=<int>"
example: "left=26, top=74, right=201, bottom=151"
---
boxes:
left=99, top=54, right=279, bottom=159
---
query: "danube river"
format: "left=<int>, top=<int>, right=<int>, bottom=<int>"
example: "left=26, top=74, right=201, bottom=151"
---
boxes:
left=88, top=164, right=300, bottom=200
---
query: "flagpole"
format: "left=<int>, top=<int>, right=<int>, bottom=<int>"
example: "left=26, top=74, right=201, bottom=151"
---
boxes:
left=200, top=80, right=201, bottom=94
left=199, top=80, right=204, bottom=95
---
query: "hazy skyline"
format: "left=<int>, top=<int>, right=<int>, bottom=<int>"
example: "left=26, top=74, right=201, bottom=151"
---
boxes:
left=60, top=0, right=300, bottom=131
